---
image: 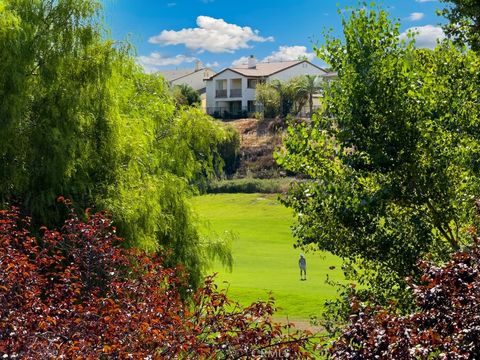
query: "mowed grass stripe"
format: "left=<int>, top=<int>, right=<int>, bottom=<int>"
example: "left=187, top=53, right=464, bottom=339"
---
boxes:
left=191, top=193, right=343, bottom=320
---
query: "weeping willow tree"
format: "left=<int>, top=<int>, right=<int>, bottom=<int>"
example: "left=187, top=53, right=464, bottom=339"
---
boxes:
left=0, top=0, right=233, bottom=287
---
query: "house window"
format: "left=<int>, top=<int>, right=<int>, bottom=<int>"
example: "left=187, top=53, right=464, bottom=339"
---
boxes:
left=247, top=100, right=255, bottom=112
left=247, top=79, right=257, bottom=89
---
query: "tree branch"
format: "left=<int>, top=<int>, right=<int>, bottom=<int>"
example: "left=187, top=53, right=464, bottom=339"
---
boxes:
left=426, top=199, right=459, bottom=250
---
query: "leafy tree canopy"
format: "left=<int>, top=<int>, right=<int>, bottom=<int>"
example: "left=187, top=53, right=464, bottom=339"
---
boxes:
left=439, top=0, right=480, bottom=51
left=256, top=82, right=281, bottom=118
left=277, top=4, right=480, bottom=313
left=0, top=0, right=233, bottom=287
left=256, top=76, right=322, bottom=119
left=172, top=83, right=202, bottom=107
left=331, top=227, right=480, bottom=358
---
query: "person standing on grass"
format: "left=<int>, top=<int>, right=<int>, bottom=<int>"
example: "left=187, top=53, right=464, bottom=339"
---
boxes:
left=299, top=254, right=307, bottom=281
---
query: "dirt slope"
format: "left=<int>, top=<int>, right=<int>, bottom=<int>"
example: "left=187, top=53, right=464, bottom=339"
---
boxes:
left=227, top=118, right=284, bottom=178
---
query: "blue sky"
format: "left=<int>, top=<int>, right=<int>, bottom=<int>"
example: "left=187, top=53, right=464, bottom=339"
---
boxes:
left=102, top=0, right=447, bottom=72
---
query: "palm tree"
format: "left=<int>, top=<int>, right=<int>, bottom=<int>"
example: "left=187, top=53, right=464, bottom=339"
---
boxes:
left=172, top=84, right=201, bottom=107
left=298, top=75, right=323, bottom=117
left=269, top=79, right=290, bottom=117
left=270, top=79, right=305, bottom=118
left=263, top=77, right=322, bottom=119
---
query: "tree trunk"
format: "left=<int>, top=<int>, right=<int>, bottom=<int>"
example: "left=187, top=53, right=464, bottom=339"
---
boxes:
left=309, top=93, right=313, bottom=118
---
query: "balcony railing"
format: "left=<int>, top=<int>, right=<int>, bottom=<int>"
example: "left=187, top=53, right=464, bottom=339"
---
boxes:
left=215, top=89, right=227, bottom=98
left=230, top=89, right=242, bottom=98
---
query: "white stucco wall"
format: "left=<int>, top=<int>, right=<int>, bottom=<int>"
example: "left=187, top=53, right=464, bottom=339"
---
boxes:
left=243, top=88, right=256, bottom=106
left=171, top=68, right=215, bottom=91
left=205, top=80, right=215, bottom=109
left=206, top=69, right=247, bottom=110
left=205, top=79, right=215, bottom=111
left=209, top=69, right=243, bottom=82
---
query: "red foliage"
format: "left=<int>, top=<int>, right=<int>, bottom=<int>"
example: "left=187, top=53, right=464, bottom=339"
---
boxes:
left=0, top=204, right=313, bottom=358
left=330, top=243, right=480, bottom=359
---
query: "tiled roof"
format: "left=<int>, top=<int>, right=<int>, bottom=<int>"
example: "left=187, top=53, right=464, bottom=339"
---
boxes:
left=207, top=60, right=327, bottom=80
left=158, top=69, right=196, bottom=82
left=231, top=60, right=303, bottom=77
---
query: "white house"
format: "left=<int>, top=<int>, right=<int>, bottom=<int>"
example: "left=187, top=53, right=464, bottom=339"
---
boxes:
left=158, top=61, right=216, bottom=95
left=205, top=56, right=327, bottom=117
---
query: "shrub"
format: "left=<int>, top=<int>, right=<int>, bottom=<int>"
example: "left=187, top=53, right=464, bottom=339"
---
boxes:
left=0, top=200, right=313, bottom=358
left=0, top=0, right=233, bottom=289
left=256, top=83, right=280, bottom=118
left=216, top=125, right=240, bottom=177
left=330, top=235, right=480, bottom=359
left=207, top=178, right=294, bottom=194
left=172, top=84, right=201, bottom=107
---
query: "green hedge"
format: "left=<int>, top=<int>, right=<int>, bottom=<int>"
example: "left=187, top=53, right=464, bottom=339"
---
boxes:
left=207, top=178, right=294, bottom=194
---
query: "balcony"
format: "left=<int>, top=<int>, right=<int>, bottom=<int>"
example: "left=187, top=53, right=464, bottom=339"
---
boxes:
left=230, top=89, right=242, bottom=98
left=215, top=89, right=227, bottom=98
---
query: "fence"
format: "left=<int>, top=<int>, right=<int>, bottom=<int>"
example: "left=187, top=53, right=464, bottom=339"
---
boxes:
left=205, top=105, right=264, bottom=119
left=204, top=105, right=321, bottom=120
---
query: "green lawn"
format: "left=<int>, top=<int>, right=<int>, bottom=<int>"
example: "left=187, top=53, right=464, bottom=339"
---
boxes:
left=191, top=193, right=344, bottom=321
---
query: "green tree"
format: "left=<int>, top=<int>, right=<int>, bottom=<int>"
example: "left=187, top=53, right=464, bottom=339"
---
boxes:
left=257, top=78, right=309, bottom=118
left=439, top=0, right=480, bottom=51
left=172, top=83, right=201, bottom=107
left=297, top=75, right=323, bottom=117
left=256, top=82, right=281, bottom=118
left=0, top=0, right=231, bottom=287
left=277, top=5, right=480, bottom=312
left=0, top=0, right=117, bottom=223
left=216, top=125, right=241, bottom=177
left=270, top=79, right=300, bottom=117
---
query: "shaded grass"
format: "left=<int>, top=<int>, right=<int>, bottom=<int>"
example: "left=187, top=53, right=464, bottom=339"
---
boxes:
left=191, top=193, right=343, bottom=321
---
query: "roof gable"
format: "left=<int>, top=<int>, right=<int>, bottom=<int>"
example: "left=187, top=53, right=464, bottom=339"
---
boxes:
left=205, top=67, right=247, bottom=80
left=158, top=69, right=195, bottom=82
left=206, top=60, right=327, bottom=80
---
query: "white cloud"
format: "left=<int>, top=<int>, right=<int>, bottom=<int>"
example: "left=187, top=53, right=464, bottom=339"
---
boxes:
left=148, top=16, right=274, bottom=53
left=137, top=53, right=197, bottom=73
left=263, top=45, right=315, bottom=62
left=231, top=56, right=250, bottom=67
left=400, top=25, right=445, bottom=49
left=232, top=45, right=315, bottom=67
left=231, top=45, right=316, bottom=68
left=206, top=61, right=220, bottom=68
left=408, top=12, right=425, bottom=21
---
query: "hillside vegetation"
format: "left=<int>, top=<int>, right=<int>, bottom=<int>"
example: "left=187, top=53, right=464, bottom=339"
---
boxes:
left=227, top=118, right=286, bottom=179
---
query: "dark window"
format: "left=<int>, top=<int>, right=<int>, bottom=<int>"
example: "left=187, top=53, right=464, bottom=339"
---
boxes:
left=247, top=79, right=257, bottom=89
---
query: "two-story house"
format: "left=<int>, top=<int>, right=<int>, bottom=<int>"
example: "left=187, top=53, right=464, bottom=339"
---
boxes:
left=205, top=56, right=327, bottom=117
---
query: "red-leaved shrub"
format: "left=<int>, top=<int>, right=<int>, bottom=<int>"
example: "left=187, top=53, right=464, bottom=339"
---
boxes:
left=0, top=201, right=313, bottom=358
left=330, top=241, right=480, bottom=359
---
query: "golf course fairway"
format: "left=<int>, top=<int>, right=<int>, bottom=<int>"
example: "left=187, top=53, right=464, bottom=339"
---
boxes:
left=191, top=193, right=344, bottom=321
